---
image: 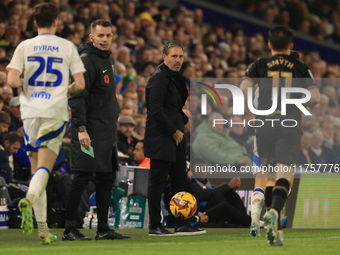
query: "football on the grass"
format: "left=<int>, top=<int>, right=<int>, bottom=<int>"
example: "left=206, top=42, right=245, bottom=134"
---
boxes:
left=169, top=192, right=197, bottom=219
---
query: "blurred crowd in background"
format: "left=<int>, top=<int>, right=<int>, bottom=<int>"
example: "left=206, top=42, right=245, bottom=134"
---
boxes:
left=234, top=0, right=340, bottom=44
left=0, top=0, right=339, bottom=181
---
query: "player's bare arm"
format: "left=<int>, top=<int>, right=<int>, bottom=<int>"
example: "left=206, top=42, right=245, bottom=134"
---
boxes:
left=68, top=72, right=85, bottom=94
left=304, top=87, right=321, bottom=107
left=7, top=68, right=24, bottom=88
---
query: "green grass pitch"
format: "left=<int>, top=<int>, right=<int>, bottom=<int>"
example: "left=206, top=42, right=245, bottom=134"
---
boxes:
left=0, top=229, right=339, bottom=255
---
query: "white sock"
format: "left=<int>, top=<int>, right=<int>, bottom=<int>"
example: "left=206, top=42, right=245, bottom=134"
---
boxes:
left=34, top=189, right=47, bottom=223
left=34, top=190, right=48, bottom=238
left=27, top=168, right=50, bottom=205
left=251, top=188, right=265, bottom=223
left=37, top=222, right=49, bottom=239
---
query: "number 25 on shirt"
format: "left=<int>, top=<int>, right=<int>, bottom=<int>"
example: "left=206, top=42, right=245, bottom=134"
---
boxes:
left=27, top=56, right=63, bottom=87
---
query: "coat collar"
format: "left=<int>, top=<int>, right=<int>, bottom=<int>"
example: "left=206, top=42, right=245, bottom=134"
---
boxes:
left=158, top=63, right=188, bottom=104
left=158, top=62, right=175, bottom=77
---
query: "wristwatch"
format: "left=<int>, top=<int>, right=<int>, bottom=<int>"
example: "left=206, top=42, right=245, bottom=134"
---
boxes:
left=78, top=125, right=86, bottom=132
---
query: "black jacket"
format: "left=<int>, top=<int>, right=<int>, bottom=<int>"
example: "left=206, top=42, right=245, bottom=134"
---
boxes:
left=117, top=130, right=139, bottom=163
left=68, top=42, right=119, bottom=172
left=0, top=147, right=12, bottom=183
left=189, top=179, right=231, bottom=202
left=144, top=63, right=188, bottom=162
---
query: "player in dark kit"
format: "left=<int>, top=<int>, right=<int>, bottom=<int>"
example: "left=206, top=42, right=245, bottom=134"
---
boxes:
left=240, top=26, right=320, bottom=245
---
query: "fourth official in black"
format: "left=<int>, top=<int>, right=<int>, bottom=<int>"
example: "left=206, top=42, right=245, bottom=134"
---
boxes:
left=63, top=19, right=130, bottom=241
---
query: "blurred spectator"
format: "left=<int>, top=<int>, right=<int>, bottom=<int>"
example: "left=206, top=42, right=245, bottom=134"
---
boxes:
left=122, top=98, right=138, bottom=115
left=298, top=20, right=311, bottom=35
left=122, top=74, right=138, bottom=92
left=0, top=71, right=6, bottom=85
left=0, top=131, right=22, bottom=183
left=330, top=23, right=340, bottom=44
left=124, top=1, right=135, bottom=20
left=133, top=113, right=145, bottom=130
left=117, top=116, right=139, bottom=162
left=298, top=130, right=314, bottom=165
left=0, top=57, right=10, bottom=74
left=8, top=96, right=22, bottom=132
left=228, top=116, right=252, bottom=157
left=0, top=111, right=10, bottom=132
left=115, top=61, right=127, bottom=78
left=192, top=112, right=251, bottom=167
left=0, top=95, right=4, bottom=112
left=141, top=61, right=157, bottom=78
left=319, top=94, right=329, bottom=115
left=136, top=125, right=146, bottom=139
left=117, top=46, right=131, bottom=66
left=0, top=48, right=6, bottom=59
left=303, top=116, right=319, bottom=133
left=320, top=118, right=334, bottom=148
left=13, top=126, right=31, bottom=171
left=2, top=84, right=13, bottom=112
left=134, top=46, right=153, bottom=74
left=119, top=106, right=133, bottom=117
left=278, top=10, right=290, bottom=28
left=133, top=140, right=150, bottom=167
left=4, top=26, right=21, bottom=47
left=181, top=61, right=196, bottom=80
left=123, top=89, right=140, bottom=114
left=310, top=131, right=340, bottom=167
left=116, top=93, right=123, bottom=108
left=137, top=83, right=146, bottom=113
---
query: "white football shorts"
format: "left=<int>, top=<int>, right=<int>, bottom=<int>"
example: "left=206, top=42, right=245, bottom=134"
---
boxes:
left=23, top=118, right=66, bottom=156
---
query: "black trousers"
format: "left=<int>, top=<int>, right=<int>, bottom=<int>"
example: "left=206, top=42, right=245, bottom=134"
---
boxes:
left=148, top=139, right=187, bottom=229
left=65, top=171, right=116, bottom=226
left=203, top=190, right=251, bottom=227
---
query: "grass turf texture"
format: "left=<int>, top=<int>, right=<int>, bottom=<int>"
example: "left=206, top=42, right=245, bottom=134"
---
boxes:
left=0, top=229, right=339, bottom=255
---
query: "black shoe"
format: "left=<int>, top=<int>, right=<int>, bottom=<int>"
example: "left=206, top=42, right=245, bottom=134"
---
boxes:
left=95, top=229, right=131, bottom=240
left=62, top=229, right=92, bottom=241
left=175, top=224, right=206, bottom=236
left=148, top=225, right=176, bottom=237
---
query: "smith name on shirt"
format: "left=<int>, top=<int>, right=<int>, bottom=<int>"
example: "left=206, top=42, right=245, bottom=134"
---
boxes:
left=33, top=45, right=59, bottom=52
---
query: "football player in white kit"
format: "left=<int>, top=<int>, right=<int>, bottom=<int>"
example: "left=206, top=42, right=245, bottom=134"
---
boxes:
left=6, top=3, right=85, bottom=244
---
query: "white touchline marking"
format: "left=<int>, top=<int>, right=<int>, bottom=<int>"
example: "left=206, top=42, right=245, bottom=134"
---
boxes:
left=1, top=236, right=340, bottom=251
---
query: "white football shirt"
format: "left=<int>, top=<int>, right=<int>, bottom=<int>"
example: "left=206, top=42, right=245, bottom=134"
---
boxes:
left=7, top=34, right=86, bottom=121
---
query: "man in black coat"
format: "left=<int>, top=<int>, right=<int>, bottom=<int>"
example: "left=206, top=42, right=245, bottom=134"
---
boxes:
left=145, top=40, right=205, bottom=236
left=63, top=19, right=129, bottom=241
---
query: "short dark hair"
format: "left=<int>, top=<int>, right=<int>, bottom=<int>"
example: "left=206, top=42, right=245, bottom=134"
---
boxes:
left=3, top=131, right=22, bottom=144
left=163, top=40, right=184, bottom=55
left=34, top=3, right=59, bottom=28
left=180, top=61, right=194, bottom=74
left=136, top=126, right=145, bottom=136
left=137, top=139, right=144, bottom=150
left=91, top=19, right=112, bottom=32
left=268, top=26, right=293, bottom=51
left=0, top=112, right=11, bottom=126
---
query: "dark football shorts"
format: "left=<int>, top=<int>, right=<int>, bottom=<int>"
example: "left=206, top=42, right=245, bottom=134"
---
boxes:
left=256, top=128, right=301, bottom=167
